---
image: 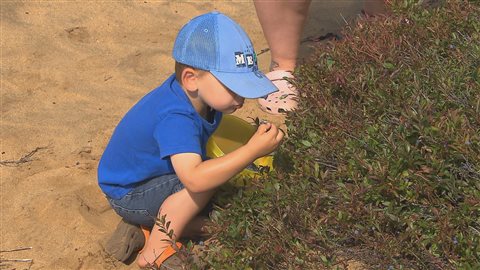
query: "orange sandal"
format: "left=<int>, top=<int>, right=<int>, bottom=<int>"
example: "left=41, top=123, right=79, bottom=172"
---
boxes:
left=139, top=226, right=183, bottom=268
left=153, top=242, right=183, bottom=267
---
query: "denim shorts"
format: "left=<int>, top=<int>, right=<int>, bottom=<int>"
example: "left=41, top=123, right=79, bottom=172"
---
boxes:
left=107, top=174, right=184, bottom=228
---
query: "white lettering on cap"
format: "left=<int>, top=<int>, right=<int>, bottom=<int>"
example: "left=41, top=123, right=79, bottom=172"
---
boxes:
left=246, top=54, right=254, bottom=67
left=235, top=52, right=246, bottom=67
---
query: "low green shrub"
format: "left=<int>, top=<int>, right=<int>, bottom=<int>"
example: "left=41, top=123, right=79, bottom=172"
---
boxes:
left=203, top=1, right=479, bottom=269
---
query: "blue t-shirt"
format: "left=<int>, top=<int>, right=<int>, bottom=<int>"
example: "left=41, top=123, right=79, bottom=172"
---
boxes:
left=98, top=74, right=222, bottom=199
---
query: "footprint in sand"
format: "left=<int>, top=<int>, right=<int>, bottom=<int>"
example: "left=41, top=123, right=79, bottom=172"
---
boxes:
left=74, top=146, right=99, bottom=170
left=65, top=26, right=90, bottom=43
left=75, top=185, right=113, bottom=229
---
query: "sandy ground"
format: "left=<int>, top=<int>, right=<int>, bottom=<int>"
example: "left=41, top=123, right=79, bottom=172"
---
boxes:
left=1, top=1, right=364, bottom=269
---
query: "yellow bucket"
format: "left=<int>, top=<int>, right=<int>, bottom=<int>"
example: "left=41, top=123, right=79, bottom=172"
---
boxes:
left=206, top=115, right=274, bottom=178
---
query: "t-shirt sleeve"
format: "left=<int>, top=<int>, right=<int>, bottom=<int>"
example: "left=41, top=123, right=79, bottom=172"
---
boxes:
left=154, top=112, right=202, bottom=159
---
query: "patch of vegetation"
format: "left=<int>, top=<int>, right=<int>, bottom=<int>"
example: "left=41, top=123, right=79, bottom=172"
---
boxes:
left=202, top=1, right=479, bottom=269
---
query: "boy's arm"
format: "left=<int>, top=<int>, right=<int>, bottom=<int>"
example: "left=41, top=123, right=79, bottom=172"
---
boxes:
left=171, top=123, right=283, bottom=193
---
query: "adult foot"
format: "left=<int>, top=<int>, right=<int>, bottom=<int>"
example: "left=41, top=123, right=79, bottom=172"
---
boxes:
left=258, top=70, right=298, bottom=115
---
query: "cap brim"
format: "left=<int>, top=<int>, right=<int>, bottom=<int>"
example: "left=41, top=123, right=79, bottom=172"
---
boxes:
left=210, top=70, right=278, bottom=99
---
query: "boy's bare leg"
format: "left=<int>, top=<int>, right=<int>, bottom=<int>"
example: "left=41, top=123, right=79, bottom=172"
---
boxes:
left=137, top=188, right=215, bottom=267
left=182, top=215, right=210, bottom=238
left=254, top=0, right=311, bottom=72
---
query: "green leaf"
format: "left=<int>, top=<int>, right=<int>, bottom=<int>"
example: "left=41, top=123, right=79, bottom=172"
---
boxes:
left=327, top=58, right=335, bottom=70
left=383, top=62, right=395, bottom=69
left=301, top=140, right=312, bottom=147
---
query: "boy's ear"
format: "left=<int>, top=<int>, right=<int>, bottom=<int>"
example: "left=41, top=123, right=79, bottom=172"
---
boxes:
left=181, top=67, right=198, bottom=92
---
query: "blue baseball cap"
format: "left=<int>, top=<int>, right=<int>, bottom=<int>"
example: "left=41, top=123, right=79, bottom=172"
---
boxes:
left=173, top=11, right=278, bottom=99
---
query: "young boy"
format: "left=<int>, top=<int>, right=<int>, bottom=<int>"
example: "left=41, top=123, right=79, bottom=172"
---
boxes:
left=98, top=11, right=284, bottom=268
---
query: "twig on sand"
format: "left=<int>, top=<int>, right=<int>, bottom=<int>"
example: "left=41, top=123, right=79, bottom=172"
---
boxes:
left=0, top=247, right=32, bottom=253
left=0, top=259, right=33, bottom=263
left=0, top=247, right=33, bottom=269
left=0, top=147, right=48, bottom=167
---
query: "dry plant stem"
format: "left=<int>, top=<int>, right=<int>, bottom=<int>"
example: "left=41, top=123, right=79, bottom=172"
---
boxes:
left=0, top=147, right=48, bottom=166
left=0, top=247, right=32, bottom=253
left=0, top=259, right=33, bottom=262
left=257, top=33, right=341, bottom=57
left=0, top=247, right=33, bottom=265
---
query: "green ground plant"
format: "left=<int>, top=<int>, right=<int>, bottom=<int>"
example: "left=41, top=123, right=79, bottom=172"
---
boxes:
left=202, top=1, right=479, bottom=269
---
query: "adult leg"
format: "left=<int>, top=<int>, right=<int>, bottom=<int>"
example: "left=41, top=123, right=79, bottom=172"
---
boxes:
left=254, top=0, right=311, bottom=72
left=137, top=188, right=215, bottom=268
left=254, top=0, right=311, bottom=114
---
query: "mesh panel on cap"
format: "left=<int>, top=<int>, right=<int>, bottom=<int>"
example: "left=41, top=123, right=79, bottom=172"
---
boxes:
left=185, top=16, right=217, bottom=70
left=173, top=17, right=200, bottom=64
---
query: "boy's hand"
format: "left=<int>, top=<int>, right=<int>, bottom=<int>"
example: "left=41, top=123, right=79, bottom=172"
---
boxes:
left=171, top=122, right=283, bottom=193
left=245, top=122, right=284, bottom=158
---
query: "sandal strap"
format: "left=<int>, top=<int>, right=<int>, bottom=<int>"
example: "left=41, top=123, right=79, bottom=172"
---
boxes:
left=154, top=242, right=182, bottom=267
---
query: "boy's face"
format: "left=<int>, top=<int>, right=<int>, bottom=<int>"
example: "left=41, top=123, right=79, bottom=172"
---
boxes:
left=196, top=72, right=245, bottom=114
